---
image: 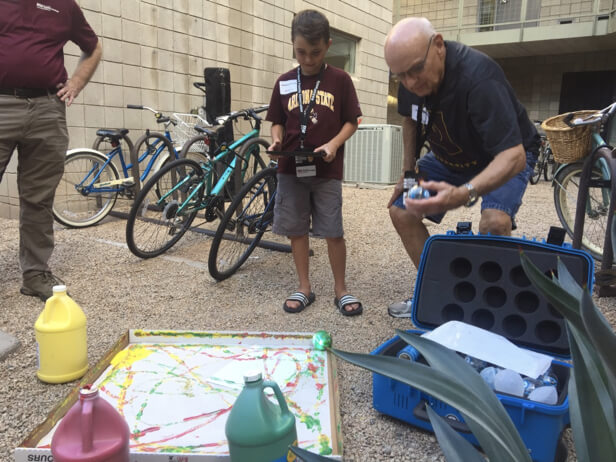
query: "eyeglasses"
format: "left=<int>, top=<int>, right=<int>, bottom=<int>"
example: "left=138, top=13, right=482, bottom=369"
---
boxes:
left=393, top=34, right=435, bottom=81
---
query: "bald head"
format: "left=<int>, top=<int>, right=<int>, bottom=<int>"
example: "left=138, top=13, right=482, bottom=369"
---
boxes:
left=384, top=17, right=445, bottom=96
left=385, top=17, right=436, bottom=70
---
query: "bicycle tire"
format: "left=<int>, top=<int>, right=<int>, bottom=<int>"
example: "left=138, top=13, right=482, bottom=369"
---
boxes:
left=553, top=162, right=610, bottom=261
left=126, top=158, right=204, bottom=258
left=53, top=150, right=120, bottom=228
left=208, top=166, right=277, bottom=281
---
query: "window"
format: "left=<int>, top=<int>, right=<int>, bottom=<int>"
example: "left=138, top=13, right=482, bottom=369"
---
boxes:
left=325, top=29, right=358, bottom=74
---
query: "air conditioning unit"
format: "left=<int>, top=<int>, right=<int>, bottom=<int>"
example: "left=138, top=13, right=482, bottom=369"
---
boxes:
left=343, top=124, right=403, bottom=184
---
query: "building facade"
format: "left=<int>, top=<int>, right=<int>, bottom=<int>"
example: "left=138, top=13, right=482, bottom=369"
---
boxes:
left=0, top=0, right=393, bottom=219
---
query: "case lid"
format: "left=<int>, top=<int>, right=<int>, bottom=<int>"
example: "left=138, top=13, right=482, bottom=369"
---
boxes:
left=411, top=232, right=594, bottom=359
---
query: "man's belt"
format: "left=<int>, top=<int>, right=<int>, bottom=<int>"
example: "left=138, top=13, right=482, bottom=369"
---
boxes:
left=0, top=87, right=58, bottom=98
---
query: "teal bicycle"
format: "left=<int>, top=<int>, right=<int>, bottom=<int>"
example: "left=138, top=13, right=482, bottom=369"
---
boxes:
left=125, top=105, right=270, bottom=258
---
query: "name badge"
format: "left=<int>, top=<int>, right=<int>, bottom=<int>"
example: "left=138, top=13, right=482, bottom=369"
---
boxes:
left=296, top=164, right=317, bottom=177
left=279, top=79, right=296, bottom=95
left=412, top=104, right=429, bottom=124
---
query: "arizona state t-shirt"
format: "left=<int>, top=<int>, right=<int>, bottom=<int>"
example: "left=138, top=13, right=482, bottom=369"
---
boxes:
left=267, top=65, right=362, bottom=180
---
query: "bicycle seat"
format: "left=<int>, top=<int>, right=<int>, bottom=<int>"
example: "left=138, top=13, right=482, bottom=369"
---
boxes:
left=194, top=124, right=225, bottom=138
left=96, top=128, right=129, bottom=138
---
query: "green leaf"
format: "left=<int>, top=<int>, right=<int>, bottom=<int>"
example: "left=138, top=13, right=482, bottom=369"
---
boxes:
left=579, top=288, right=616, bottom=405
left=394, top=331, right=531, bottom=462
left=567, top=333, right=616, bottom=462
left=288, top=445, right=338, bottom=461
left=330, top=347, right=531, bottom=462
left=426, top=405, right=486, bottom=462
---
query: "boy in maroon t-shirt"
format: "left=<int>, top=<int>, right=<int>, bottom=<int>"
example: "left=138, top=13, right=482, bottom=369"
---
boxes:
left=266, top=10, right=363, bottom=316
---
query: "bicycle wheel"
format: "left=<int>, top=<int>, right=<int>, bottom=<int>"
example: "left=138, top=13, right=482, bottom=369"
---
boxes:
left=553, top=162, right=610, bottom=260
left=53, top=150, right=120, bottom=228
left=126, top=158, right=204, bottom=258
left=208, top=167, right=277, bottom=281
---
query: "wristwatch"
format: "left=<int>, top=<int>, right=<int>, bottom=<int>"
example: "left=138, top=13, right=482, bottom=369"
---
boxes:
left=464, top=183, right=478, bottom=207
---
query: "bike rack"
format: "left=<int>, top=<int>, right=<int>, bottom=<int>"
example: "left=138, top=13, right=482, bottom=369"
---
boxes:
left=572, top=145, right=616, bottom=297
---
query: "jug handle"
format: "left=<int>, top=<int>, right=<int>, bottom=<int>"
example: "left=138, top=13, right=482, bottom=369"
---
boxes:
left=81, top=397, right=94, bottom=453
left=263, top=380, right=291, bottom=415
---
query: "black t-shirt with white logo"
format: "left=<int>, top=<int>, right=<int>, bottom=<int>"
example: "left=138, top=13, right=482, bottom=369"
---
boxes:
left=398, top=41, right=539, bottom=173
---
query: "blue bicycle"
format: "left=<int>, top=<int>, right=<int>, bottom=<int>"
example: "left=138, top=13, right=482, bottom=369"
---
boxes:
left=53, top=105, right=210, bottom=228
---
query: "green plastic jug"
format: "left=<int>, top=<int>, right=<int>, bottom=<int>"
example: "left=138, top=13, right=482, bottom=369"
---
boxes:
left=225, top=371, right=298, bottom=462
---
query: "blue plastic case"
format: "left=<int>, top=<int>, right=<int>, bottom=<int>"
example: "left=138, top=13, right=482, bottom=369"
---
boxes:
left=371, top=232, right=594, bottom=462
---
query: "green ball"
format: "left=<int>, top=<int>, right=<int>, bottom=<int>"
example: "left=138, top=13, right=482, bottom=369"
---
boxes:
left=312, top=330, right=332, bottom=350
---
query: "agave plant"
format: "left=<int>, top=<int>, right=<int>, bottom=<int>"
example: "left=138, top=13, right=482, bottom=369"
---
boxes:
left=292, top=252, right=616, bottom=461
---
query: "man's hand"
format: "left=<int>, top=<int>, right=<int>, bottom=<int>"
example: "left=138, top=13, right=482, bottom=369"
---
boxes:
left=56, top=78, right=84, bottom=106
left=387, top=176, right=405, bottom=208
left=402, top=180, right=468, bottom=218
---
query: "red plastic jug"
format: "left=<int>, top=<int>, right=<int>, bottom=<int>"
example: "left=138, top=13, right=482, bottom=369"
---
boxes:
left=51, top=386, right=130, bottom=462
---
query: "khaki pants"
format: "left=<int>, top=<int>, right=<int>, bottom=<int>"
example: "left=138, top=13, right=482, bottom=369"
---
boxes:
left=0, top=94, right=68, bottom=275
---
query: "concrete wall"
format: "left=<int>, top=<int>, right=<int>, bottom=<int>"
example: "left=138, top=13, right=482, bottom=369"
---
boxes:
left=0, top=0, right=393, bottom=219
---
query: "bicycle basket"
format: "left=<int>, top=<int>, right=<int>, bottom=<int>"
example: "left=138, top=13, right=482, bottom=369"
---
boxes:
left=541, top=110, right=596, bottom=163
left=171, top=113, right=210, bottom=154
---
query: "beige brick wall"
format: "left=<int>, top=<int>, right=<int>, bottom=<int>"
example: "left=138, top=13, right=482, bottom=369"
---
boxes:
left=1, top=0, right=393, bottom=219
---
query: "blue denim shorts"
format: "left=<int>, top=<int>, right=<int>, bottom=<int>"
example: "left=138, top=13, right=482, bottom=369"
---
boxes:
left=393, top=151, right=536, bottom=227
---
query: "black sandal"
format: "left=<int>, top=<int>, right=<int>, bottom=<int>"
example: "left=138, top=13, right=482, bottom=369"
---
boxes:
left=283, top=291, right=316, bottom=313
left=334, top=294, right=363, bottom=317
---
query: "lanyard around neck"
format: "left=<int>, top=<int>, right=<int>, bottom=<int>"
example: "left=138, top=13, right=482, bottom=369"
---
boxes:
left=297, top=64, right=325, bottom=149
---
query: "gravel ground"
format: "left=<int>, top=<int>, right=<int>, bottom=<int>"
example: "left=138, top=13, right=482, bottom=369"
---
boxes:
left=1, top=180, right=615, bottom=461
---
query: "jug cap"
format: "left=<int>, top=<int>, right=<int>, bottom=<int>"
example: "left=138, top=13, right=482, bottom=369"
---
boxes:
left=244, top=371, right=262, bottom=383
left=53, top=285, right=67, bottom=294
left=79, top=385, right=99, bottom=400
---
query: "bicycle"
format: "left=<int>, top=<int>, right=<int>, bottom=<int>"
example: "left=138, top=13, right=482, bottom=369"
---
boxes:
left=530, top=121, right=558, bottom=184
left=550, top=102, right=616, bottom=262
left=207, top=150, right=326, bottom=281
left=125, top=105, right=270, bottom=259
left=53, top=105, right=210, bottom=228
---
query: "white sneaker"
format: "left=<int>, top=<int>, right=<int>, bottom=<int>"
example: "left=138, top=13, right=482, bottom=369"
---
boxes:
left=388, top=298, right=413, bottom=318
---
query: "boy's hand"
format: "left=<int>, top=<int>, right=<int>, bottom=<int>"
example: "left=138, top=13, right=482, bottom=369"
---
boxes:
left=315, top=142, right=338, bottom=163
left=268, top=140, right=281, bottom=161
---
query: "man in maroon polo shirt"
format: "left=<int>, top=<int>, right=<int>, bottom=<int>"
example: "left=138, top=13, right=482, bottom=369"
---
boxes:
left=0, top=1, right=102, bottom=301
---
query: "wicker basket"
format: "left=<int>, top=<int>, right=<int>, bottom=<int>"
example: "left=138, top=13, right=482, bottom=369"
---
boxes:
left=541, top=110, right=596, bottom=163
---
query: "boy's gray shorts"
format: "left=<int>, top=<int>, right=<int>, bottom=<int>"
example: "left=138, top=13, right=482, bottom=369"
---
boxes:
left=272, top=173, right=343, bottom=238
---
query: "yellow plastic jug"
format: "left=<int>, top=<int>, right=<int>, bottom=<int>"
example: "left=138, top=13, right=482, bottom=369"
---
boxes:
left=35, top=285, right=88, bottom=383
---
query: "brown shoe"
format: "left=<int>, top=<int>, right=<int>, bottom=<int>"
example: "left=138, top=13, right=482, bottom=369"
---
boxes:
left=20, top=271, right=65, bottom=302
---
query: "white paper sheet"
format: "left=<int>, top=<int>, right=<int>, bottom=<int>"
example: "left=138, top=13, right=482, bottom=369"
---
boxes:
left=422, top=321, right=553, bottom=378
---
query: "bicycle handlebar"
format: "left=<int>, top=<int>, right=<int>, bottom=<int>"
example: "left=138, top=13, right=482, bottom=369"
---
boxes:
left=564, top=102, right=616, bottom=128
left=126, top=104, right=176, bottom=125
left=215, top=105, right=269, bottom=125
left=193, top=82, right=206, bottom=94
